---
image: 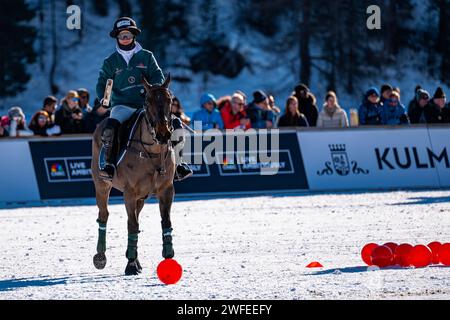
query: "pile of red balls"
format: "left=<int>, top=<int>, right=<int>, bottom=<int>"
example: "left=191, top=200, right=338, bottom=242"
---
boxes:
left=361, top=242, right=450, bottom=268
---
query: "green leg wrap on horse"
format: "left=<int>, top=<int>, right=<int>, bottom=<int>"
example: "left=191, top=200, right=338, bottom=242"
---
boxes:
left=96, top=220, right=107, bottom=254
left=126, top=233, right=139, bottom=260
left=162, top=228, right=174, bottom=258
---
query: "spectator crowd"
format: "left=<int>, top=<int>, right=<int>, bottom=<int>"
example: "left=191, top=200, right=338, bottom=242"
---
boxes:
left=1, top=83, right=449, bottom=138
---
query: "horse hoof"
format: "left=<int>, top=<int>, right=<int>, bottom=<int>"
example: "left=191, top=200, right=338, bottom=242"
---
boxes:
left=125, top=260, right=140, bottom=276
left=136, top=259, right=143, bottom=273
left=93, top=253, right=107, bottom=270
left=162, top=246, right=174, bottom=259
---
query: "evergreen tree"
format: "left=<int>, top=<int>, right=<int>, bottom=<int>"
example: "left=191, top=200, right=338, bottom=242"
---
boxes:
left=138, top=0, right=190, bottom=67
left=380, top=0, right=415, bottom=57
left=0, top=0, right=37, bottom=98
left=138, top=0, right=167, bottom=65
left=436, top=0, right=450, bottom=85
left=92, top=0, right=108, bottom=17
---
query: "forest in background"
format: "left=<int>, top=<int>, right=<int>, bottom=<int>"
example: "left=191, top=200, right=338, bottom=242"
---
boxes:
left=0, top=0, right=448, bottom=108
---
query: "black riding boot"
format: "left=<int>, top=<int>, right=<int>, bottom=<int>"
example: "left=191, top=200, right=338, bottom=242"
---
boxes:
left=100, top=118, right=121, bottom=181
left=174, top=162, right=193, bottom=182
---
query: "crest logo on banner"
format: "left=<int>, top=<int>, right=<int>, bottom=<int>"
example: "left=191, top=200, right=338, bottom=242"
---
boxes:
left=317, top=144, right=369, bottom=176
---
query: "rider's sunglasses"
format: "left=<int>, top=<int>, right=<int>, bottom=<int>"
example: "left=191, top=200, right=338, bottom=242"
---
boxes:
left=71, top=97, right=80, bottom=102
left=117, top=32, right=134, bottom=41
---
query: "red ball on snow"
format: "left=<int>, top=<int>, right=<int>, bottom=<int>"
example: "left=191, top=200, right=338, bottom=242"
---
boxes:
left=439, top=243, right=450, bottom=266
left=410, top=245, right=433, bottom=268
left=394, top=243, right=413, bottom=267
left=383, top=242, right=398, bottom=252
left=157, top=259, right=183, bottom=285
left=427, top=242, right=442, bottom=265
left=361, top=243, right=378, bottom=266
left=383, top=242, right=398, bottom=255
left=370, top=245, right=394, bottom=268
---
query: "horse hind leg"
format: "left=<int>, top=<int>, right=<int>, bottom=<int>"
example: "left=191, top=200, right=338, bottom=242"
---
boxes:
left=93, top=183, right=112, bottom=270
left=158, top=186, right=175, bottom=259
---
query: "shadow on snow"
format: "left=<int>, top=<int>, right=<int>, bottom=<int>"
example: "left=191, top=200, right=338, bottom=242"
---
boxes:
left=390, top=196, right=450, bottom=206
left=0, top=273, right=162, bottom=292
left=310, top=264, right=450, bottom=275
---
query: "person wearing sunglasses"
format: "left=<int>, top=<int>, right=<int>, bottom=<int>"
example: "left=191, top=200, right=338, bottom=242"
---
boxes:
left=220, top=92, right=251, bottom=130
left=408, top=89, right=431, bottom=124
left=95, top=17, right=164, bottom=180
left=77, top=88, right=92, bottom=113
left=28, top=110, right=57, bottom=136
left=55, top=90, right=85, bottom=134
left=0, top=106, right=33, bottom=137
left=380, top=91, right=410, bottom=125
left=96, top=17, right=193, bottom=181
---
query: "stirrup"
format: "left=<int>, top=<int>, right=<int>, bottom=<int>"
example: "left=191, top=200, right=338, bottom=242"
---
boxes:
left=174, top=163, right=193, bottom=182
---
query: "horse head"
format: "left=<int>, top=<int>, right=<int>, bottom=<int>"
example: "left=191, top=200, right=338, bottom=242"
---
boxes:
left=142, top=74, right=173, bottom=144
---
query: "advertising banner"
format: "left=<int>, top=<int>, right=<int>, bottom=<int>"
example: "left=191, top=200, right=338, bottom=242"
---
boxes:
left=0, top=139, right=40, bottom=202
left=28, top=131, right=308, bottom=200
left=297, top=127, right=442, bottom=191
left=427, top=127, right=450, bottom=188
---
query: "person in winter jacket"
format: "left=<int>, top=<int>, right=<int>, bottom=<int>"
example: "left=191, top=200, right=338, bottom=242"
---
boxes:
left=408, top=89, right=430, bottom=124
left=55, top=90, right=85, bottom=134
left=192, top=93, right=224, bottom=130
left=96, top=17, right=191, bottom=181
left=171, top=96, right=191, bottom=126
left=316, top=91, right=349, bottom=128
left=424, top=87, right=450, bottom=124
left=277, top=96, right=309, bottom=128
left=77, top=88, right=92, bottom=113
left=293, top=84, right=318, bottom=127
left=0, top=106, right=33, bottom=137
left=246, top=90, right=276, bottom=129
left=0, top=124, right=7, bottom=137
left=380, top=91, right=410, bottom=125
left=380, top=83, right=393, bottom=105
left=268, top=94, right=282, bottom=125
left=28, top=110, right=55, bottom=136
left=83, top=98, right=111, bottom=133
left=407, top=85, right=422, bottom=116
left=220, top=93, right=250, bottom=130
left=41, top=95, right=58, bottom=127
left=358, top=87, right=383, bottom=125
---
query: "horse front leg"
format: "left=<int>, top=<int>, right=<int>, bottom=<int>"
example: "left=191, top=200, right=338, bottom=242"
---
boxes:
left=93, top=184, right=112, bottom=270
left=124, top=191, right=142, bottom=276
left=158, top=185, right=175, bottom=259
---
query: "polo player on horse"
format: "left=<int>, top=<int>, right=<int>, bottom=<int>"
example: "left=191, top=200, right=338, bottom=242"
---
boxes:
left=96, top=17, right=192, bottom=182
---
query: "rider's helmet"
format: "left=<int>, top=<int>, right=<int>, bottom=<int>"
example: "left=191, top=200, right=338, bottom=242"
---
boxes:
left=109, top=17, right=141, bottom=38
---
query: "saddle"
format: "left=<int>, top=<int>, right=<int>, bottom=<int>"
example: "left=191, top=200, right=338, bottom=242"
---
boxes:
left=99, top=109, right=145, bottom=169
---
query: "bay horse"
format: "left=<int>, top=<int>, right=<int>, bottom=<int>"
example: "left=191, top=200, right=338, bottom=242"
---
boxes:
left=91, top=75, right=176, bottom=275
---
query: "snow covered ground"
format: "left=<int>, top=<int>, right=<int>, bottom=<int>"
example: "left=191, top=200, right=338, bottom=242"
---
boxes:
left=1, top=190, right=450, bottom=300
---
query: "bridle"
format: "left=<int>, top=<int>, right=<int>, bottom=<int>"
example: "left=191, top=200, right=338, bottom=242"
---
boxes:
left=129, top=85, right=173, bottom=176
left=144, top=86, right=173, bottom=142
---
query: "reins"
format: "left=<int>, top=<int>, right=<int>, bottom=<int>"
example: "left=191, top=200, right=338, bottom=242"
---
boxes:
left=126, top=90, right=173, bottom=176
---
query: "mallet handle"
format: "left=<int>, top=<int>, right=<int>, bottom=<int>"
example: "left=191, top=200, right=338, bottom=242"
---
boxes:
left=102, top=79, right=113, bottom=107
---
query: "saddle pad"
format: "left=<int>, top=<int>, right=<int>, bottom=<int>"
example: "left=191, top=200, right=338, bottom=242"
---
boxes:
left=98, top=109, right=145, bottom=170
